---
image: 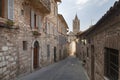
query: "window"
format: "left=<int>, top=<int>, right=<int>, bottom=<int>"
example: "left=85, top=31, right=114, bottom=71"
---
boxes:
left=87, top=47, right=89, bottom=57
left=47, top=45, right=50, bottom=59
left=0, top=0, right=2, bottom=17
left=34, top=13, right=36, bottom=28
left=21, top=9, right=24, bottom=15
left=23, top=41, right=27, bottom=50
left=30, top=10, right=38, bottom=29
left=38, top=16, right=41, bottom=28
left=47, top=22, right=50, bottom=34
left=8, top=0, right=14, bottom=20
left=104, top=48, right=119, bottom=80
left=54, top=6, right=56, bottom=15
left=0, top=0, right=14, bottom=19
left=0, top=0, right=4, bottom=17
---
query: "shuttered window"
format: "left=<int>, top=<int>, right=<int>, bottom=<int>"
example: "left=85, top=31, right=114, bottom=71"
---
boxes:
left=30, top=10, right=41, bottom=29
left=34, top=13, right=36, bottom=28
left=38, top=16, right=41, bottom=29
left=8, top=0, right=14, bottom=20
left=0, top=0, right=2, bottom=17
left=36, top=15, right=38, bottom=28
left=31, top=10, right=34, bottom=28
left=0, top=0, right=5, bottom=17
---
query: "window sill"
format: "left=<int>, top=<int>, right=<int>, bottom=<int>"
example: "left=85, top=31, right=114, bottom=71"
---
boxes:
left=31, top=30, right=41, bottom=36
left=0, top=17, right=19, bottom=29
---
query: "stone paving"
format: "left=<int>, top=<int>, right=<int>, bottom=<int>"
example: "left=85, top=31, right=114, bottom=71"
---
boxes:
left=18, top=56, right=89, bottom=80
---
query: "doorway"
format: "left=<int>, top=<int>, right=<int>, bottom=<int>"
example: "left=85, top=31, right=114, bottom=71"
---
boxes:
left=91, top=45, right=95, bottom=80
left=33, top=41, right=39, bottom=69
left=54, top=47, right=57, bottom=62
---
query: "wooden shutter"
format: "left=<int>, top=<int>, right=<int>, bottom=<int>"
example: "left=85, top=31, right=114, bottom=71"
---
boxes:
left=38, top=16, right=41, bottom=29
left=36, top=15, right=39, bottom=28
left=0, top=0, right=2, bottom=17
left=31, top=10, right=34, bottom=28
left=8, top=0, right=14, bottom=20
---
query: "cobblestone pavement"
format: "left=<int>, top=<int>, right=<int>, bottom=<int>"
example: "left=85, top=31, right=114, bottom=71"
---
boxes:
left=18, top=56, right=88, bottom=80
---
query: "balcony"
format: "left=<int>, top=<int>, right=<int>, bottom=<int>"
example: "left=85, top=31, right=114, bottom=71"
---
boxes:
left=24, top=0, right=50, bottom=14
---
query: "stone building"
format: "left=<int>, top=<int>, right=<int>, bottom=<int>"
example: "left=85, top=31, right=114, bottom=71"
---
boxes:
left=68, top=14, right=80, bottom=43
left=77, top=1, right=120, bottom=80
left=58, top=14, right=69, bottom=60
left=45, top=0, right=61, bottom=63
left=68, top=14, right=81, bottom=56
left=0, top=0, right=68, bottom=80
left=73, top=14, right=80, bottom=34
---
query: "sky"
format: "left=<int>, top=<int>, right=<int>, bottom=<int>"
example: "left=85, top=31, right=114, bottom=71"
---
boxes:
left=58, top=0, right=118, bottom=31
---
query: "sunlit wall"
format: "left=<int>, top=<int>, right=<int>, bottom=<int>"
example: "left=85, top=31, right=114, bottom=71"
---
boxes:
left=69, top=41, right=76, bottom=56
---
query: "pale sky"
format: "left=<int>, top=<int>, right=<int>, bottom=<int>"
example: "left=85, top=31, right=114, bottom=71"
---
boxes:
left=58, top=0, right=118, bottom=31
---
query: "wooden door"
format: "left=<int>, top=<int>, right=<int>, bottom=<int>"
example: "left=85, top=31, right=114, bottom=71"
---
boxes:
left=33, top=41, right=39, bottom=69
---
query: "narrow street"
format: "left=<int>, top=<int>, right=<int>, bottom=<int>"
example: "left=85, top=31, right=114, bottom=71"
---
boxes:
left=18, top=56, right=88, bottom=80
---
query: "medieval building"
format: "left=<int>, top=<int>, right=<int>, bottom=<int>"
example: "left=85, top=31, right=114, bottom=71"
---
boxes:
left=58, top=14, right=69, bottom=60
left=0, top=0, right=69, bottom=80
left=73, top=14, right=80, bottom=34
left=68, top=14, right=80, bottom=43
left=68, top=14, right=80, bottom=56
left=77, top=1, right=120, bottom=80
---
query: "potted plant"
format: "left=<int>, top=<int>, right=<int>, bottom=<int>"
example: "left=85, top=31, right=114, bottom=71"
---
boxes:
left=32, top=30, right=41, bottom=36
left=6, top=19, right=14, bottom=26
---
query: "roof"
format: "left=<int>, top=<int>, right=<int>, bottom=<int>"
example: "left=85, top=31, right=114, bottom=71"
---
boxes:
left=58, top=14, right=69, bottom=29
left=77, top=0, right=120, bottom=37
left=75, top=14, right=79, bottom=20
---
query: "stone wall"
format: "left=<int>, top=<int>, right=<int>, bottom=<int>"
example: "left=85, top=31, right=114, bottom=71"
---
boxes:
left=0, top=0, right=68, bottom=80
left=0, top=0, right=49, bottom=80
left=77, top=1, right=120, bottom=80
left=0, top=28, right=19, bottom=80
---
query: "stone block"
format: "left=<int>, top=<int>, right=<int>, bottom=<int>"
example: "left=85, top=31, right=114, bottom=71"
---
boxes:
left=3, top=67, right=7, bottom=72
left=2, top=62, right=7, bottom=66
left=4, top=70, right=10, bottom=75
left=11, top=62, right=16, bottom=65
left=7, top=43, right=13, bottom=46
left=0, top=62, right=3, bottom=68
left=2, top=46, right=8, bottom=51
left=2, top=57, right=5, bottom=61
left=9, top=58, right=14, bottom=62
left=0, top=53, right=2, bottom=56
left=8, top=47, right=12, bottom=50
left=0, top=68, right=3, bottom=74
left=0, top=57, right=2, bottom=61
left=6, top=56, right=10, bottom=60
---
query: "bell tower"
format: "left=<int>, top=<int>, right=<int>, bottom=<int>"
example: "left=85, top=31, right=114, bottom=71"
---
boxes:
left=73, top=14, right=80, bottom=34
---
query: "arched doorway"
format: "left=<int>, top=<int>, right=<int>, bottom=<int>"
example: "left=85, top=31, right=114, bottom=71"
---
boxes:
left=33, top=41, right=39, bottom=69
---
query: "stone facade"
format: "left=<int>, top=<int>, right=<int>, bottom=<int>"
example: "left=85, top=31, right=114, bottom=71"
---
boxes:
left=0, top=0, right=68, bottom=80
left=68, top=15, right=81, bottom=56
left=58, top=14, right=69, bottom=60
left=77, top=1, right=120, bottom=80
